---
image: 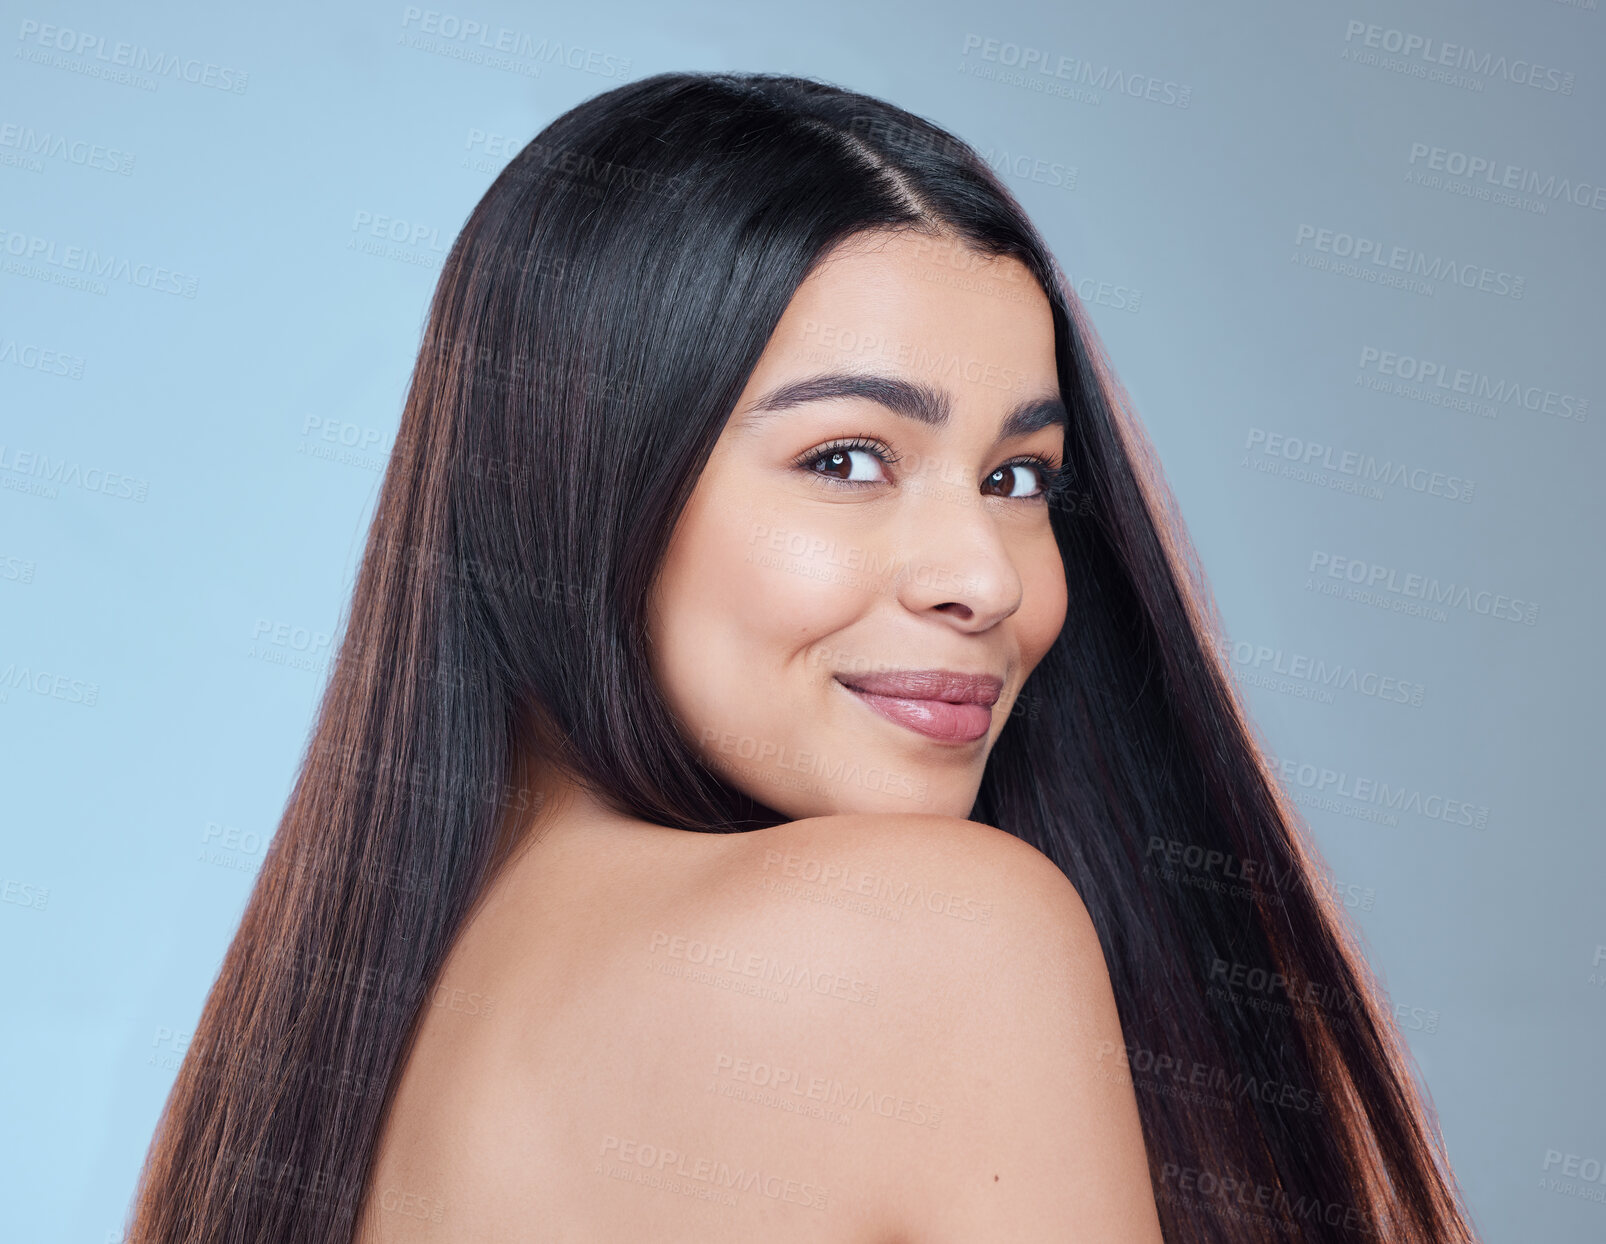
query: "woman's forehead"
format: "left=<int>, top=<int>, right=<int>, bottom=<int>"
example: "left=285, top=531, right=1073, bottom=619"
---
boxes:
left=750, top=232, right=1057, bottom=408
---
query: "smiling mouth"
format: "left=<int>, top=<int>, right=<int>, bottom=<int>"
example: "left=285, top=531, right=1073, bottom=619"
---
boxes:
left=833, top=669, right=1002, bottom=744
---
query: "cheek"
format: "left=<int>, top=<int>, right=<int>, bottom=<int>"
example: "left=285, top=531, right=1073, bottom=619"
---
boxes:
left=1016, top=533, right=1069, bottom=664
left=653, top=497, right=869, bottom=740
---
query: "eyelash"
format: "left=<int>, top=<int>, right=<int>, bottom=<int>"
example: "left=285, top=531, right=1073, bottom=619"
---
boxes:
left=793, top=436, right=1073, bottom=503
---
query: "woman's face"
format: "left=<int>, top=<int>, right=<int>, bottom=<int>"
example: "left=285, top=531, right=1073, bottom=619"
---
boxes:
left=647, top=228, right=1069, bottom=821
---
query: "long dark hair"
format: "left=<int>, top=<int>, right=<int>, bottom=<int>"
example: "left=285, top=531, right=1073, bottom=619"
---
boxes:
left=127, top=71, right=1480, bottom=1243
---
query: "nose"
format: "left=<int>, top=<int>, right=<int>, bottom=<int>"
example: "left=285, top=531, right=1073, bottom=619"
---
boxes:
left=886, top=471, right=1025, bottom=631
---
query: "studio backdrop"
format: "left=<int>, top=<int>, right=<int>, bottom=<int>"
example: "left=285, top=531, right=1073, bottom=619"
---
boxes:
left=1, top=1, right=1601, bottom=1241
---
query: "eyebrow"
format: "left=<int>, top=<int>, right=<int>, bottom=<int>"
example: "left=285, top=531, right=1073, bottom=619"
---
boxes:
left=737, top=371, right=1068, bottom=442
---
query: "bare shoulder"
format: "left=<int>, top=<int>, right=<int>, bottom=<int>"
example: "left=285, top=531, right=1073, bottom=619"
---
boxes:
left=716, top=809, right=1121, bottom=1056
left=703, top=812, right=1165, bottom=1243
left=760, top=809, right=1087, bottom=896
left=721, top=810, right=1103, bottom=958
left=361, top=812, right=1162, bottom=1242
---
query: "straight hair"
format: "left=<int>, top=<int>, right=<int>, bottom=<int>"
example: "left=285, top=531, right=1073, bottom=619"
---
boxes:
left=127, top=71, right=1480, bottom=1243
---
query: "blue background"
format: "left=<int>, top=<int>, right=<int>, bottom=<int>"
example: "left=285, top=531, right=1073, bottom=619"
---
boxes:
left=2, top=1, right=1602, bottom=1239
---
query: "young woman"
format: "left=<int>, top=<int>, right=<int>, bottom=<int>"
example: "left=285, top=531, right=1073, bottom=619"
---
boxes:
left=127, top=72, right=1481, bottom=1243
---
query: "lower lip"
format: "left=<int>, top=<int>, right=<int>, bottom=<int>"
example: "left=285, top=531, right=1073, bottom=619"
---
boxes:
left=836, top=680, right=993, bottom=744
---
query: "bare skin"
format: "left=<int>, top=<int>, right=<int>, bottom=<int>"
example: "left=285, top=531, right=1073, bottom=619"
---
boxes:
left=647, top=226, right=1069, bottom=823
left=354, top=229, right=1163, bottom=1242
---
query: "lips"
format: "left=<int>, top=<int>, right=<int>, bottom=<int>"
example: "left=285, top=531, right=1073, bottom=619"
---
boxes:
left=834, top=669, right=1003, bottom=744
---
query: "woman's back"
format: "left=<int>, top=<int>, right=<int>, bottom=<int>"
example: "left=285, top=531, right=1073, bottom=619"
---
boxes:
left=354, top=811, right=1163, bottom=1243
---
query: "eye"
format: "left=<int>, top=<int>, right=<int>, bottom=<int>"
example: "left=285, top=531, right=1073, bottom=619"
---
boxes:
left=982, top=456, right=1066, bottom=501
left=984, top=460, right=1042, bottom=499
left=793, top=439, right=1071, bottom=502
left=795, top=436, right=897, bottom=487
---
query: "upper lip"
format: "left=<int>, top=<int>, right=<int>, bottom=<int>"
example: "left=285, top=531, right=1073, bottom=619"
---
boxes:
left=835, top=668, right=1003, bottom=706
